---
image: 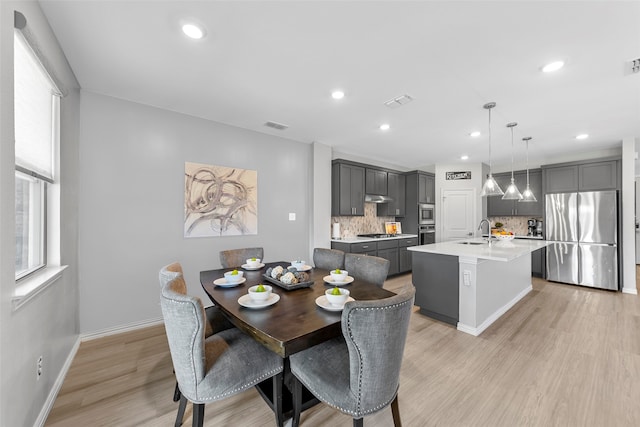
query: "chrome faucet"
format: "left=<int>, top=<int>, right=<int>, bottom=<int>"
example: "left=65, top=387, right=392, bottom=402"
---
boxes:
left=477, top=218, right=492, bottom=245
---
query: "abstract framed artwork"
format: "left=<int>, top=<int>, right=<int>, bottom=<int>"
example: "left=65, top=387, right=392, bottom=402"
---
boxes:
left=184, top=161, right=257, bottom=237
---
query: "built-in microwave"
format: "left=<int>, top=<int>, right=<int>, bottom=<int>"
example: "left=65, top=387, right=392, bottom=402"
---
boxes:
left=419, top=203, right=435, bottom=224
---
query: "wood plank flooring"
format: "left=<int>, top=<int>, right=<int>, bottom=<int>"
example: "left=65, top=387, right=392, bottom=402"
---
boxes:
left=46, top=274, right=640, bottom=426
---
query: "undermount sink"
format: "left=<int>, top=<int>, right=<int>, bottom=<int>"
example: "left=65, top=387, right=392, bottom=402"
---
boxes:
left=458, top=241, right=487, bottom=245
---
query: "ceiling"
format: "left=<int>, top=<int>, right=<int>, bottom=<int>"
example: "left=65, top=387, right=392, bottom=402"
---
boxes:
left=39, top=1, right=640, bottom=171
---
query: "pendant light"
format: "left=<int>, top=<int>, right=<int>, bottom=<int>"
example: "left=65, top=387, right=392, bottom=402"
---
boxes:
left=502, top=122, right=523, bottom=200
left=480, top=102, right=504, bottom=197
left=519, top=136, right=537, bottom=202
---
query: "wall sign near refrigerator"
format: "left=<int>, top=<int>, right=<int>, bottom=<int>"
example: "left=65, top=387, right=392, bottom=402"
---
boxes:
left=446, top=171, right=471, bottom=180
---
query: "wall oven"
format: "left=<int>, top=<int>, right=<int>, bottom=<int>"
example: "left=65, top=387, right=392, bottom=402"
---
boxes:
left=419, top=203, right=435, bottom=225
left=419, top=224, right=435, bottom=245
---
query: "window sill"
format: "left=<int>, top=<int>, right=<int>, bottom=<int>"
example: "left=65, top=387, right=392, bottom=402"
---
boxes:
left=13, top=265, right=68, bottom=311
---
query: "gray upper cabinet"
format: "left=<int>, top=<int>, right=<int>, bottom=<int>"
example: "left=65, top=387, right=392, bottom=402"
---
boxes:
left=543, top=159, right=619, bottom=193
left=365, top=168, right=387, bottom=195
left=332, top=162, right=365, bottom=216
left=487, top=169, right=542, bottom=217
left=579, top=161, right=618, bottom=191
left=418, top=173, right=435, bottom=204
left=377, top=172, right=406, bottom=217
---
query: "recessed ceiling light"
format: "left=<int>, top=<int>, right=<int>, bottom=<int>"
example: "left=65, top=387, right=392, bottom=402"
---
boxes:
left=331, top=90, right=345, bottom=100
left=575, top=133, right=589, bottom=140
left=469, top=131, right=481, bottom=138
left=182, top=23, right=205, bottom=39
left=461, top=155, right=469, bottom=160
left=379, top=123, right=390, bottom=131
left=542, top=60, right=564, bottom=73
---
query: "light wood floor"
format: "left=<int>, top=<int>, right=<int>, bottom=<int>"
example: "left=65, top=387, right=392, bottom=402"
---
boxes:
left=46, top=274, right=640, bottom=427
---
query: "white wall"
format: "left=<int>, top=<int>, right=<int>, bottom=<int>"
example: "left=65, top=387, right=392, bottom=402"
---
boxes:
left=78, top=92, right=313, bottom=333
left=0, top=2, right=80, bottom=426
left=622, top=137, right=637, bottom=294
left=312, top=142, right=332, bottom=258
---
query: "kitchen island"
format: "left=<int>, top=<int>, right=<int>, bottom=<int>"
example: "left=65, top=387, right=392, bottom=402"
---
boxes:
left=408, top=238, right=548, bottom=336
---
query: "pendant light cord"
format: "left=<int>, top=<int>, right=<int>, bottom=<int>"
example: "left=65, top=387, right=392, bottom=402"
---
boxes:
left=488, top=107, right=492, bottom=172
left=510, top=126, right=515, bottom=180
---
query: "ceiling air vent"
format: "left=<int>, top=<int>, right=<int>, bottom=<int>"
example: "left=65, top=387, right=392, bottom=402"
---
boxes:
left=384, top=94, right=414, bottom=109
left=264, top=121, right=289, bottom=131
left=624, top=58, right=640, bottom=75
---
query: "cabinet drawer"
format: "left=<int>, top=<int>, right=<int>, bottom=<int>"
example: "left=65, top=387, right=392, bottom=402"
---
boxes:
left=399, top=238, right=417, bottom=247
left=377, top=240, right=399, bottom=250
left=350, top=242, right=377, bottom=253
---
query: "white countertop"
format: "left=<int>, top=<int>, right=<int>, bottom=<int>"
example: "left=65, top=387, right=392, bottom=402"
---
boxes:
left=408, top=238, right=549, bottom=262
left=331, top=234, right=418, bottom=244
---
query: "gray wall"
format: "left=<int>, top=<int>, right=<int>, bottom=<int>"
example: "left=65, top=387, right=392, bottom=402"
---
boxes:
left=78, top=91, right=313, bottom=333
left=0, top=2, right=80, bottom=426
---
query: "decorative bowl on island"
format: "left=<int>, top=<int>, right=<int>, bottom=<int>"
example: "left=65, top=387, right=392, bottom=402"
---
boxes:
left=494, top=233, right=515, bottom=241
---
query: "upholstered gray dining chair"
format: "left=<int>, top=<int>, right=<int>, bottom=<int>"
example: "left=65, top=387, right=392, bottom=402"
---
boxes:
left=344, top=253, right=390, bottom=287
left=219, top=247, right=264, bottom=268
left=161, top=263, right=235, bottom=402
left=159, top=263, right=284, bottom=427
left=312, top=248, right=345, bottom=271
left=289, top=287, right=415, bottom=427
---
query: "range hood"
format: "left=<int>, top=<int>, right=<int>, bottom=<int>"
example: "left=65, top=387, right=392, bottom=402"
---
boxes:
left=364, top=194, right=393, bottom=203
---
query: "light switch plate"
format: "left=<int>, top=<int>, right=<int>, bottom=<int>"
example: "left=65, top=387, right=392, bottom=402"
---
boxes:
left=288, top=213, right=296, bottom=221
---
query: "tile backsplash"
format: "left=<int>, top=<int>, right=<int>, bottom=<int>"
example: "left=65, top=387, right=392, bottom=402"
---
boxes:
left=489, top=216, right=542, bottom=236
left=331, top=203, right=395, bottom=239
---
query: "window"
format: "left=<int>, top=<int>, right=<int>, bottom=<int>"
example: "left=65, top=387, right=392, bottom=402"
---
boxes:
left=14, top=29, right=60, bottom=280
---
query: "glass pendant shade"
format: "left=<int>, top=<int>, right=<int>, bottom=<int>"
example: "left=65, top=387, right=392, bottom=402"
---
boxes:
left=481, top=173, right=504, bottom=197
left=502, top=122, right=523, bottom=200
left=481, top=102, right=503, bottom=197
left=519, top=136, right=537, bottom=202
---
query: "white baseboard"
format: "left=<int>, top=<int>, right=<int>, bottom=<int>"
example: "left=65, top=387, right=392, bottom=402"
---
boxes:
left=34, top=336, right=81, bottom=427
left=622, top=287, right=638, bottom=295
left=457, top=285, right=533, bottom=336
left=80, top=317, right=164, bottom=341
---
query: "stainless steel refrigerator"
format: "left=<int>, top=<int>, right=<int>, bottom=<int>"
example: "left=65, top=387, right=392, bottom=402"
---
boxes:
left=545, top=191, right=618, bottom=290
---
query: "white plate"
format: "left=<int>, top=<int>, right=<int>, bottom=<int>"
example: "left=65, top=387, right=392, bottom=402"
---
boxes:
left=292, top=264, right=312, bottom=272
left=323, top=275, right=354, bottom=286
left=213, top=277, right=246, bottom=287
left=315, top=295, right=355, bottom=312
left=238, top=293, right=280, bottom=309
left=241, top=263, right=265, bottom=271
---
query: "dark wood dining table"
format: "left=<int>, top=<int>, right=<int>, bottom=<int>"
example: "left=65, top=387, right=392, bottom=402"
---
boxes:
left=200, top=261, right=395, bottom=422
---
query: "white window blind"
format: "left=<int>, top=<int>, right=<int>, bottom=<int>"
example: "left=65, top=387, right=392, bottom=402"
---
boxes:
left=14, top=29, right=59, bottom=182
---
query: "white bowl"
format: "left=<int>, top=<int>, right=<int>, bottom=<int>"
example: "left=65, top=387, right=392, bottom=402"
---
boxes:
left=291, top=260, right=306, bottom=270
left=330, top=269, right=348, bottom=282
left=495, top=234, right=515, bottom=241
left=325, top=288, right=350, bottom=307
left=248, top=284, right=272, bottom=301
left=224, top=270, right=245, bottom=283
left=246, top=258, right=261, bottom=267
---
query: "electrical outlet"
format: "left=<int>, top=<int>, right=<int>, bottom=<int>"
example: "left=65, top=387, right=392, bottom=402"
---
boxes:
left=37, top=355, right=43, bottom=380
left=288, top=212, right=296, bottom=221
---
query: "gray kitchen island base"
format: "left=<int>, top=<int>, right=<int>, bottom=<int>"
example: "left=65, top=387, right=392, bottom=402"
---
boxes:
left=410, top=238, right=548, bottom=336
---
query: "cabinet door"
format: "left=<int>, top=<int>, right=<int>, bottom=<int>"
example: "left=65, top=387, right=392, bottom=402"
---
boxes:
left=378, top=247, right=399, bottom=275
left=332, top=163, right=365, bottom=216
left=378, top=172, right=406, bottom=217
left=399, top=247, right=412, bottom=272
left=350, top=165, right=365, bottom=215
left=366, top=169, right=387, bottom=195
left=418, top=173, right=435, bottom=204
left=514, top=170, right=542, bottom=216
left=578, top=161, right=618, bottom=191
left=487, top=173, right=515, bottom=216
left=544, top=165, right=578, bottom=193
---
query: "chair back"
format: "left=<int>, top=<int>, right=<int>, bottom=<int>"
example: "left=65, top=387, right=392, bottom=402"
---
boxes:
left=313, top=248, right=345, bottom=270
left=344, top=253, right=390, bottom=287
left=341, top=287, right=415, bottom=414
left=159, top=264, right=208, bottom=400
left=219, top=247, right=264, bottom=268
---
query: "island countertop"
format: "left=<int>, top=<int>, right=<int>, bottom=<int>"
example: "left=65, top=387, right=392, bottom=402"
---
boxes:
left=408, top=238, right=548, bottom=262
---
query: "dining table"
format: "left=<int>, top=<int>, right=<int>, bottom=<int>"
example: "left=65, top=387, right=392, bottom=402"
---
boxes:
left=200, top=260, right=396, bottom=423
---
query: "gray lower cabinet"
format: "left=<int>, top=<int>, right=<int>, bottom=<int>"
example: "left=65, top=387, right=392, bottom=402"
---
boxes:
left=412, top=251, right=459, bottom=326
left=377, top=240, right=399, bottom=276
left=332, top=237, right=417, bottom=275
left=531, top=247, right=546, bottom=278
